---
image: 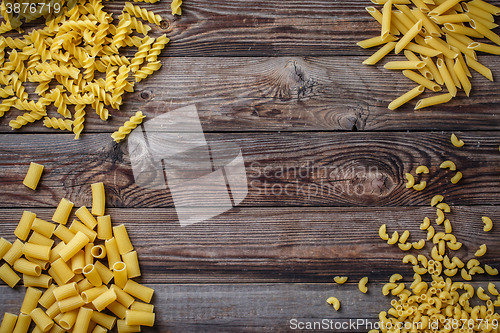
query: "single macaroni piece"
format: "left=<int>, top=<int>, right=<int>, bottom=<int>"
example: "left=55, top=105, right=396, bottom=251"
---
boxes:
left=427, top=225, right=435, bottom=240
left=482, top=216, right=493, bottom=232
left=451, top=133, right=464, bottom=147
left=415, top=165, right=429, bottom=174
left=450, top=171, right=462, bottom=184
left=379, top=224, right=389, bottom=240
left=382, top=282, right=397, bottom=295
left=23, top=162, right=44, bottom=190
left=326, top=297, right=340, bottom=310
left=413, top=181, right=426, bottom=191
left=485, top=264, right=499, bottom=275
left=436, top=209, right=445, bottom=225
left=405, top=173, right=415, bottom=188
left=359, top=277, right=368, bottom=293
left=334, top=276, right=348, bottom=284
left=443, top=219, right=452, bottom=234
left=475, top=244, right=487, bottom=256
left=431, top=246, right=443, bottom=261
left=403, top=254, right=418, bottom=265
left=469, top=266, right=485, bottom=275
left=387, top=231, right=399, bottom=245
left=447, top=241, right=462, bottom=251
left=413, top=239, right=425, bottom=249
left=398, top=243, right=412, bottom=251
left=431, top=195, right=444, bottom=207
left=389, top=273, right=403, bottom=283
left=461, top=268, right=472, bottom=281
left=420, top=217, right=430, bottom=230
left=436, top=203, right=450, bottom=213
left=399, top=230, right=410, bottom=243
left=444, top=268, right=458, bottom=276
left=489, top=283, right=500, bottom=296
left=440, top=160, right=457, bottom=171
left=467, top=259, right=480, bottom=270
left=417, top=255, right=428, bottom=268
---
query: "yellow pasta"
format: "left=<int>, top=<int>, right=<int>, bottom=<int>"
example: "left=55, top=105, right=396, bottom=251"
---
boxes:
left=93, top=289, right=117, bottom=312
left=94, top=261, right=114, bottom=284
left=111, top=111, right=146, bottom=143
left=113, top=224, right=134, bottom=255
left=84, top=244, right=94, bottom=267
left=38, top=284, right=57, bottom=309
left=90, top=245, right=106, bottom=260
left=11, top=313, right=31, bottom=333
left=113, top=262, right=128, bottom=289
left=122, top=251, right=141, bottom=278
left=415, top=93, right=454, bottom=109
left=28, top=232, right=54, bottom=248
left=52, top=198, right=74, bottom=225
left=30, top=308, right=54, bottom=332
left=403, top=70, right=441, bottom=91
left=91, top=312, right=117, bottom=330
left=405, top=173, right=415, bottom=188
left=387, top=230, right=399, bottom=244
left=51, top=258, right=75, bottom=284
left=388, top=85, right=425, bottom=110
left=125, top=310, right=155, bottom=327
left=0, top=313, right=17, bottom=333
left=0, top=263, right=21, bottom=288
left=450, top=171, right=463, bottom=184
left=69, top=220, right=97, bottom=243
left=384, top=60, right=426, bottom=69
left=59, top=231, right=90, bottom=262
left=13, top=258, right=41, bottom=276
left=475, top=244, right=487, bottom=256
left=116, top=319, right=140, bottom=333
left=420, top=217, right=430, bottom=230
left=395, top=20, right=423, bottom=54
left=413, top=181, right=426, bottom=191
left=326, top=296, right=340, bottom=311
left=72, top=307, right=93, bottom=333
left=23, top=162, right=44, bottom=190
left=54, top=225, right=76, bottom=244
left=105, top=238, right=121, bottom=269
left=22, top=243, right=51, bottom=261
left=437, top=58, right=458, bottom=97
left=15, top=211, right=36, bottom=241
left=466, top=54, right=493, bottom=80
left=124, top=2, right=163, bottom=25
left=107, top=301, right=128, bottom=319
left=413, top=239, right=425, bottom=249
left=53, top=282, right=79, bottom=301
left=32, top=218, right=56, bottom=238
left=49, top=242, right=67, bottom=264
left=0, top=238, right=12, bottom=260
left=110, top=285, right=135, bottom=308
left=58, top=309, right=78, bottom=330
left=91, top=182, right=105, bottom=216
left=75, top=207, right=98, bottom=230
left=97, top=215, right=113, bottom=240
left=358, top=277, right=369, bottom=293
left=483, top=216, right=493, bottom=231
left=130, top=301, right=154, bottom=312
left=19, top=287, right=42, bottom=314
left=363, top=41, right=397, bottom=65
left=453, top=59, right=471, bottom=96
left=81, top=285, right=109, bottom=304
left=83, top=264, right=103, bottom=287
left=58, top=295, right=85, bottom=313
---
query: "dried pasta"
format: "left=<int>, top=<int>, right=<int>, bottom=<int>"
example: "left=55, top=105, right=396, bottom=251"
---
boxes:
left=111, top=111, right=146, bottom=143
left=23, top=162, right=44, bottom=190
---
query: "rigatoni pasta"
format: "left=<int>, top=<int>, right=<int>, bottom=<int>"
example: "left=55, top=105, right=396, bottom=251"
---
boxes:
left=23, top=162, right=44, bottom=190
left=91, top=183, right=106, bottom=217
left=52, top=198, right=74, bottom=225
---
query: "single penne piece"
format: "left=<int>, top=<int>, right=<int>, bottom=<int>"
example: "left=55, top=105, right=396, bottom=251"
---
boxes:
left=469, top=0, right=500, bottom=15
left=97, top=215, right=113, bottom=240
left=446, top=33, right=477, bottom=59
left=411, top=9, right=441, bottom=36
left=395, top=4, right=418, bottom=23
left=468, top=41, right=500, bottom=55
left=450, top=45, right=472, bottom=77
left=384, top=60, right=425, bottom=69
left=381, top=0, right=393, bottom=40
left=391, top=14, right=409, bottom=34
left=415, top=93, right=453, bottom=109
left=464, top=3, right=495, bottom=22
left=363, top=42, right=397, bottom=65
left=357, top=34, right=398, bottom=48
left=445, top=55, right=461, bottom=87
left=52, top=198, right=74, bottom=225
left=393, top=10, right=415, bottom=30
left=373, top=0, right=411, bottom=5
left=424, top=36, right=459, bottom=58
left=445, top=30, right=475, bottom=46
left=75, top=206, right=97, bottom=230
left=366, top=7, right=400, bottom=35
left=443, top=22, right=484, bottom=38
left=429, top=0, right=461, bottom=15
left=15, top=211, right=36, bottom=241
left=91, top=182, right=105, bottom=216
left=403, top=70, right=441, bottom=91
left=421, top=55, right=443, bottom=83
left=430, top=13, right=470, bottom=24
left=404, top=42, right=442, bottom=57
left=411, top=0, right=430, bottom=12
left=470, top=19, right=500, bottom=45
left=23, top=162, right=44, bottom=190
left=434, top=0, right=463, bottom=11
left=389, top=85, right=425, bottom=110
left=404, top=49, right=433, bottom=78
left=465, top=54, right=493, bottom=80
left=395, top=20, right=423, bottom=53
left=466, top=12, right=498, bottom=29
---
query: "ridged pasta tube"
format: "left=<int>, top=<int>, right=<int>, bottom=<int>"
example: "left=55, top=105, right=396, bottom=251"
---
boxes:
left=111, top=111, right=145, bottom=143
left=124, top=2, right=163, bottom=25
left=43, top=117, right=73, bottom=131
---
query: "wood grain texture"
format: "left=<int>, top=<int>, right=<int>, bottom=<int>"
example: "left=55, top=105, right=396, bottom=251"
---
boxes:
left=1, top=206, right=499, bottom=283
left=1, top=132, right=500, bottom=208
left=1, top=282, right=499, bottom=332
left=3, top=56, right=500, bottom=134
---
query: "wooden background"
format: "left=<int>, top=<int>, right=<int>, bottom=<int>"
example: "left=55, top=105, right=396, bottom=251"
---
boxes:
left=2, top=0, right=500, bottom=332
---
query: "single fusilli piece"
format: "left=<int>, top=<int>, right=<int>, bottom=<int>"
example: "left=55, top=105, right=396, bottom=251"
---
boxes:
left=50, top=87, right=70, bottom=118
left=9, top=110, right=47, bottom=129
left=129, top=36, right=154, bottom=72
left=146, top=35, right=169, bottom=62
left=124, top=2, right=163, bottom=25
left=171, top=0, right=182, bottom=15
left=73, top=104, right=86, bottom=139
left=92, top=100, right=109, bottom=121
left=119, top=12, right=152, bottom=35
left=0, top=97, right=17, bottom=117
left=111, top=65, right=130, bottom=108
left=110, top=18, right=132, bottom=50
left=0, top=86, right=14, bottom=98
left=135, top=60, right=162, bottom=82
left=111, top=111, right=145, bottom=143
left=43, top=117, right=73, bottom=131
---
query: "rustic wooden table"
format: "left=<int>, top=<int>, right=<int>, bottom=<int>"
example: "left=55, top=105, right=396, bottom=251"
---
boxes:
left=2, top=0, right=500, bottom=332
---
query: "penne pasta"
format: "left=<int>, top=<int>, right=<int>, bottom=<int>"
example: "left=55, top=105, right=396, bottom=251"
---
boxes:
left=75, top=206, right=98, bottom=230
left=469, top=0, right=500, bottom=15
left=446, top=33, right=477, bottom=60
left=443, top=22, right=483, bottom=38
left=357, top=35, right=398, bottom=48
left=424, top=36, right=459, bottom=58
left=31, top=218, right=56, bottom=238
left=367, top=7, right=401, bottom=35
left=122, top=251, right=141, bottom=278
left=404, top=42, right=442, bottom=57
left=471, top=19, right=500, bottom=45
left=23, top=162, right=44, bottom=190
left=468, top=41, right=500, bottom=55
left=464, top=3, right=495, bottom=21
left=91, top=182, right=106, bottom=216
left=466, top=12, right=498, bottom=29
left=429, top=0, right=461, bottom=15
left=384, top=60, right=426, bottom=69
left=97, top=215, right=113, bottom=240
left=415, top=93, right=453, bottom=109
left=437, top=58, right=458, bottom=96
left=395, top=20, right=423, bottom=53
left=52, top=198, right=74, bottom=225
left=123, top=280, right=154, bottom=303
left=466, top=54, right=493, bottom=80
left=411, top=9, right=441, bottom=36
left=388, top=85, right=425, bottom=110
left=363, top=42, right=397, bottom=65
left=15, top=211, right=36, bottom=241
left=430, top=13, right=470, bottom=24
left=453, top=59, right=471, bottom=96
left=403, top=70, right=441, bottom=91
left=420, top=55, right=443, bottom=83
left=381, top=0, right=393, bottom=40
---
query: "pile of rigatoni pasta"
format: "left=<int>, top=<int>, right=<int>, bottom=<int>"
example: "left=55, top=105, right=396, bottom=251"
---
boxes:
left=0, top=162, right=155, bottom=332
left=358, top=0, right=500, bottom=110
left=0, top=0, right=182, bottom=141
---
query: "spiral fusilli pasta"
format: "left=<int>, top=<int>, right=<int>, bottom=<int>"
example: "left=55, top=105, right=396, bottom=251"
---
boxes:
left=146, top=35, right=169, bottom=62
left=124, top=2, right=162, bottom=25
left=111, top=111, right=145, bottom=143
left=129, top=36, right=154, bottom=73
left=73, top=104, right=86, bottom=139
left=135, top=61, right=162, bottom=82
left=171, top=0, right=182, bottom=15
left=0, top=97, right=16, bottom=117
left=43, top=117, right=73, bottom=131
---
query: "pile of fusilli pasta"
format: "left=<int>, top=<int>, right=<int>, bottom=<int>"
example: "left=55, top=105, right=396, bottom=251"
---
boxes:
left=0, top=0, right=182, bottom=140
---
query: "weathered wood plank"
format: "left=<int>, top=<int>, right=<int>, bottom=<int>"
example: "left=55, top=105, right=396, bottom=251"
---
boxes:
left=1, top=206, right=499, bottom=283
left=3, top=56, right=500, bottom=134
left=1, top=132, right=500, bottom=208
left=1, top=282, right=499, bottom=332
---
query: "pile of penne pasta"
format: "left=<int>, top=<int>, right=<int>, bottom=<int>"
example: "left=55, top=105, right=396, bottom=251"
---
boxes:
left=358, top=0, right=500, bottom=110
left=0, top=162, right=155, bottom=332
left=327, top=134, right=500, bottom=332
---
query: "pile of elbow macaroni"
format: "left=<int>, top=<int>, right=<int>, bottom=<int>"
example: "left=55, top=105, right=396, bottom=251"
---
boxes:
left=0, top=0, right=182, bottom=142
left=358, top=0, right=500, bottom=110
left=0, top=162, right=155, bottom=332
left=327, top=133, right=500, bottom=333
